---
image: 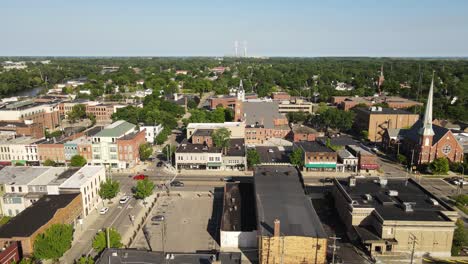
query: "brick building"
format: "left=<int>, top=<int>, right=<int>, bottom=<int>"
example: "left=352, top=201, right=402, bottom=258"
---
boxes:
left=332, top=96, right=422, bottom=111
left=295, top=141, right=337, bottom=171
left=0, top=121, right=44, bottom=139
left=397, top=77, right=464, bottom=165
left=36, top=138, right=67, bottom=164
left=0, top=100, right=61, bottom=131
left=346, top=145, right=379, bottom=172
left=255, top=166, right=327, bottom=264
left=0, top=193, right=82, bottom=256
left=242, top=101, right=290, bottom=145
left=271, top=92, right=291, bottom=101
left=0, top=241, right=20, bottom=264
left=116, top=130, right=146, bottom=168
left=290, top=125, right=322, bottom=142
left=353, top=107, right=419, bottom=142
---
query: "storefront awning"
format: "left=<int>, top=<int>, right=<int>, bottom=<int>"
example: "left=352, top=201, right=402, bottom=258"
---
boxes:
left=305, top=163, right=336, bottom=169
left=207, top=162, right=222, bottom=167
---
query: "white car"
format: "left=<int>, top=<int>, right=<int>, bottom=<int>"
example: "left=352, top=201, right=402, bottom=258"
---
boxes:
left=100, top=207, right=109, bottom=215
left=119, top=196, right=130, bottom=204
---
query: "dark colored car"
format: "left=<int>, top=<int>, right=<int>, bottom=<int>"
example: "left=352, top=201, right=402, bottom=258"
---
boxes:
left=157, top=161, right=164, bottom=167
left=133, top=174, right=148, bottom=180
left=170, top=180, right=184, bottom=187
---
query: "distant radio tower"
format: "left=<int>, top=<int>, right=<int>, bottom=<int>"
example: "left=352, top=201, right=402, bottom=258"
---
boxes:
left=243, top=40, right=247, bottom=57
left=234, top=40, right=239, bottom=57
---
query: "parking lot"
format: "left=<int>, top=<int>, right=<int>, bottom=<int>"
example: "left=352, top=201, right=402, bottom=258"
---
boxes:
left=134, top=190, right=223, bottom=253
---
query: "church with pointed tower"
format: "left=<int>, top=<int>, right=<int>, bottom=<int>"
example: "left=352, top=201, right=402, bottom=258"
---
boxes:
left=399, top=72, right=464, bottom=165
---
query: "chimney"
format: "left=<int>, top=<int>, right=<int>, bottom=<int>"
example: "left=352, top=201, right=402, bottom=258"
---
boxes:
left=274, top=219, right=280, bottom=237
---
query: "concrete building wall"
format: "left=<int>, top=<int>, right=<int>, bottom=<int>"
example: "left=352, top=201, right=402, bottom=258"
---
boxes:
left=220, top=230, right=257, bottom=248
left=259, top=236, right=327, bottom=264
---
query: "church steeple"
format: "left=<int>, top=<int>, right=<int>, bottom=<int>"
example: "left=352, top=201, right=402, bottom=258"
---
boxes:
left=419, top=72, right=435, bottom=136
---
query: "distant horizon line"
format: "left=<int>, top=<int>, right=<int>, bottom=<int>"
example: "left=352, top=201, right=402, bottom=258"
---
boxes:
left=1, top=55, right=468, bottom=59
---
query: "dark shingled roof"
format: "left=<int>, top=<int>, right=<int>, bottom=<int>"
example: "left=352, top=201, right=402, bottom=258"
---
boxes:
left=0, top=193, right=80, bottom=238
left=254, top=165, right=327, bottom=238
left=403, top=120, right=450, bottom=146
left=316, top=135, right=358, bottom=147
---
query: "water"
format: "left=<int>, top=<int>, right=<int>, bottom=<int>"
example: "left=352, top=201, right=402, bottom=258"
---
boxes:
left=11, top=86, right=45, bottom=97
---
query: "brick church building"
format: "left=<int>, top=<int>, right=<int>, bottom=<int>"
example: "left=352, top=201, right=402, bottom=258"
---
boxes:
left=383, top=73, right=464, bottom=165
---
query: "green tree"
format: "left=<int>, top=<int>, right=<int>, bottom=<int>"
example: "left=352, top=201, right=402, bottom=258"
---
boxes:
left=290, top=148, right=304, bottom=167
left=361, top=130, right=369, bottom=141
left=134, top=178, right=155, bottom=200
left=396, top=154, right=407, bottom=165
left=43, top=159, right=57, bottom=167
left=430, top=157, right=449, bottom=175
left=139, top=143, right=153, bottom=161
left=212, top=128, right=231, bottom=154
left=92, top=228, right=122, bottom=254
left=68, top=104, right=87, bottom=123
left=75, top=256, right=95, bottom=264
left=99, top=179, right=120, bottom=201
left=247, top=149, right=261, bottom=168
left=70, top=155, right=87, bottom=167
left=155, top=128, right=171, bottom=145
left=452, top=219, right=468, bottom=255
left=33, top=224, right=74, bottom=261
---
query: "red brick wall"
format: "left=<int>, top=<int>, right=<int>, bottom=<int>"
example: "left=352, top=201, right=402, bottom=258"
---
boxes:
left=293, top=132, right=316, bottom=142
left=0, top=241, right=20, bottom=264
left=117, top=130, right=146, bottom=164
left=192, top=135, right=213, bottom=147
left=37, top=144, right=65, bottom=162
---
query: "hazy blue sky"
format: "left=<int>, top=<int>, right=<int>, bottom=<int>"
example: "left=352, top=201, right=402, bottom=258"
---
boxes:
left=1, top=0, right=467, bottom=57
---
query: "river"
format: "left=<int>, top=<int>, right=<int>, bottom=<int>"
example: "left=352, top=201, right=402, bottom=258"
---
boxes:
left=10, top=86, right=45, bottom=97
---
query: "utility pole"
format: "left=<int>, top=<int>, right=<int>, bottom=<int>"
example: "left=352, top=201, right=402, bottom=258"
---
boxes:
left=106, top=227, right=110, bottom=249
left=329, top=236, right=341, bottom=264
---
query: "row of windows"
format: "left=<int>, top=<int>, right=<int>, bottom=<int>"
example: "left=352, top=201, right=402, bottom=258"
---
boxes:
left=177, top=156, right=221, bottom=161
left=308, top=156, right=335, bottom=161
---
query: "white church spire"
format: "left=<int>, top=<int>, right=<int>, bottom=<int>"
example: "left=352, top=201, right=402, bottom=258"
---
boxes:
left=419, top=71, right=435, bottom=136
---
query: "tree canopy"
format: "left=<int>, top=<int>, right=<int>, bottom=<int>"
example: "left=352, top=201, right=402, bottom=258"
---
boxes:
left=92, top=228, right=122, bottom=253
left=134, top=178, right=155, bottom=200
left=247, top=149, right=261, bottom=168
left=430, top=157, right=450, bottom=175
left=70, top=155, right=87, bottom=167
left=99, top=179, right=120, bottom=201
left=290, top=148, right=304, bottom=167
left=212, top=128, right=231, bottom=153
left=33, top=224, right=74, bottom=261
left=139, top=143, right=153, bottom=161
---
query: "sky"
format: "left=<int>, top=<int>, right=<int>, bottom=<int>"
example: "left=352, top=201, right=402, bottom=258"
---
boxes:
left=1, top=0, right=468, bottom=57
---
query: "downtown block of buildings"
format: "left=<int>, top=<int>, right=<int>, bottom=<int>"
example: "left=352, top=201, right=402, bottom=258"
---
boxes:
left=0, top=165, right=106, bottom=256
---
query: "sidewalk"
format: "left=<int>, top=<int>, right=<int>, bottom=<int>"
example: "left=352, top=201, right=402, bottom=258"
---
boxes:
left=177, top=169, right=253, bottom=176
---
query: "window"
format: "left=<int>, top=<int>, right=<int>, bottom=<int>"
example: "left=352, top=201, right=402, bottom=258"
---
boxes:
left=442, top=145, right=452, bottom=155
left=18, top=187, right=22, bottom=192
left=11, top=186, right=15, bottom=192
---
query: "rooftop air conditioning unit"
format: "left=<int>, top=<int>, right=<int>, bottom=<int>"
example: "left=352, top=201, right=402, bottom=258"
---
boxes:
left=403, top=202, right=414, bottom=212
left=379, top=178, right=388, bottom=187
left=364, top=194, right=372, bottom=201
left=349, top=176, right=356, bottom=187
left=387, top=190, right=398, bottom=196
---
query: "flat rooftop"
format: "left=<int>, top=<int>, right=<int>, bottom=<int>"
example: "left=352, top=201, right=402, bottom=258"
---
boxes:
left=0, top=193, right=80, bottom=238
left=97, top=249, right=240, bottom=264
left=192, top=129, right=213, bottom=137
left=94, top=120, right=135, bottom=138
left=0, top=136, right=39, bottom=145
left=353, top=107, right=417, bottom=116
left=317, top=135, right=358, bottom=146
left=243, top=101, right=285, bottom=129
left=254, top=165, right=327, bottom=238
left=296, top=141, right=334, bottom=153
left=335, top=177, right=455, bottom=222
left=255, top=146, right=290, bottom=164
left=0, top=166, right=66, bottom=185
left=59, top=166, right=104, bottom=189
left=221, top=183, right=257, bottom=232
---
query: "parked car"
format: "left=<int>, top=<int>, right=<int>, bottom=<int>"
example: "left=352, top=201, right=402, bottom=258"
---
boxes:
left=170, top=180, right=184, bottom=187
left=157, top=161, right=164, bottom=167
left=100, top=207, right=109, bottom=215
left=133, top=174, right=147, bottom=180
left=119, top=196, right=130, bottom=204
left=151, top=215, right=165, bottom=221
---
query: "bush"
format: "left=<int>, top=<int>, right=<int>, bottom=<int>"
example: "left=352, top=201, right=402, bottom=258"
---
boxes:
left=92, top=228, right=122, bottom=253
left=452, top=219, right=468, bottom=256
left=397, top=154, right=407, bottom=165
left=430, top=157, right=449, bottom=175
left=70, top=155, right=87, bottom=167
